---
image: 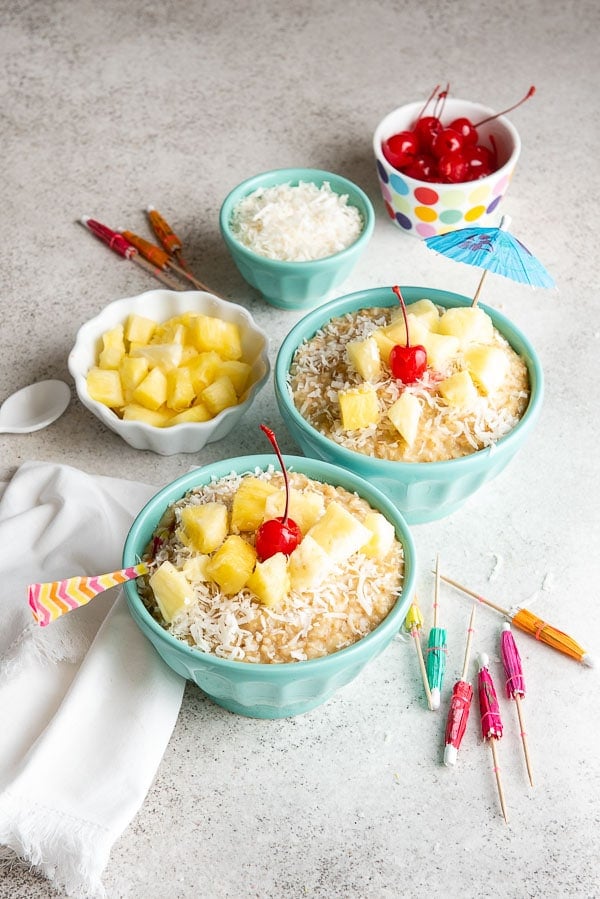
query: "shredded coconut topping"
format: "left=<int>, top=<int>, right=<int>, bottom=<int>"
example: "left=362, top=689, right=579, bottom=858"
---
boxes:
left=229, top=181, right=364, bottom=261
left=140, top=469, right=403, bottom=664
left=288, top=305, right=530, bottom=463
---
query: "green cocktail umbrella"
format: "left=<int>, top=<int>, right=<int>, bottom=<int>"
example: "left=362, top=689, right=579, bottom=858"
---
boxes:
left=426, top=556, right=447, bottom=709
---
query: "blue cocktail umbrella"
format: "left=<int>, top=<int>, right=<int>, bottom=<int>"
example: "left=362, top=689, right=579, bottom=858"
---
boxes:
left=425, top=215, right=555, bottom=305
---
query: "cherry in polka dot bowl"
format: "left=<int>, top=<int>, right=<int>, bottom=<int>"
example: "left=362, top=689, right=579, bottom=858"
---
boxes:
left=373, top=97, right=521, bottom=239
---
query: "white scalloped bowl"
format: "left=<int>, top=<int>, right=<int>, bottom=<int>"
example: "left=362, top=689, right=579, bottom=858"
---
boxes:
left=68, top=289, right=270, bottom=455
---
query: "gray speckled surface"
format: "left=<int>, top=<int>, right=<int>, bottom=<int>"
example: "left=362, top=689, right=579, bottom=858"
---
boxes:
left=2, top=1, right=600, bottom=897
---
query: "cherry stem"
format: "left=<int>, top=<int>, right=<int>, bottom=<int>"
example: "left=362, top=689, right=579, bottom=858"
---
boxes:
left=415, top=83, right=440, bottom=123
left=474, top=85, right=536, bottom=128
left=392, top=285, right=410, bottom=347
left=260, top=424, right=290, bottom=522
left=433, top=83, right=449, bottom=120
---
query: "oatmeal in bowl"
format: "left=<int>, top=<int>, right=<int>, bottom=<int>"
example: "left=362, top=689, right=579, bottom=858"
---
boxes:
left=123, top=454, right=416, bottom=718
left=275, top=286, right=543, bottom=523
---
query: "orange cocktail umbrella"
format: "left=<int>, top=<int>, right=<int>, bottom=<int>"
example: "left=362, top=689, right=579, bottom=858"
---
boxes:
left=439, top=573, right=594, bottom=667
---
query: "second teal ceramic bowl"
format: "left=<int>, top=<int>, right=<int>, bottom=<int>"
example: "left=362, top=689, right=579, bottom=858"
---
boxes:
left=123, top=454, right=416, bottom=718
left=275, top=287, right=543, bottom=524
left=219, top=168, right=375, bottom=310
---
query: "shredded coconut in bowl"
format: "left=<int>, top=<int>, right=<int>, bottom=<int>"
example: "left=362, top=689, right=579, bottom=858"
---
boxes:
left=229, top=181, right=364, bottom=262
left=288, top=303, right=530, bottom=463
left=139, top=468, right=404, bottom=664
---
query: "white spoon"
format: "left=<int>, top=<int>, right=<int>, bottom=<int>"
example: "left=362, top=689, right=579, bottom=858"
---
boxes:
left=0, top=380, right=71, bottom=433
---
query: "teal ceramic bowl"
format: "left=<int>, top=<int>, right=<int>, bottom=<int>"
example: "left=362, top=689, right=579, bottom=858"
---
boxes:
left=275, top=286, right=543, bottom=524
left=219, top=168, right=375, bottom=310
left=123, top=454, right=416, bottom=718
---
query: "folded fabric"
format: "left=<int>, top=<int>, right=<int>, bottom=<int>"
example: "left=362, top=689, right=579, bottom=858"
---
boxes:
left=0, top=461, right=185, bottom=897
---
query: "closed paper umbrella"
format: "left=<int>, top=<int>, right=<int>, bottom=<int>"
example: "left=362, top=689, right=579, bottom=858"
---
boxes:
left=501, top=623, right=534, bottom=786
left=443, top=605, right=476, bottom=766
left=80, top=218, right=183, bottom=291
left=478, top=652, right=508, bottom=822
left=426, top=555, right=447, bottom=710
left=425, top=214, right=555, bottom=305
left=122, top=228, right=216, bottom=293
left=439, top=573, right=594, bottom=667
left=404, top=599, right=433, bottom=710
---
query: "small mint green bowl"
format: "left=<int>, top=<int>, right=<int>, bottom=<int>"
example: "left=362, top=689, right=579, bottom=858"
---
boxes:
left=219, top=168, right=375, bottom=310
left=123, top=454, right=416, bottom=718
left=275, top=287, right=544, bottom=524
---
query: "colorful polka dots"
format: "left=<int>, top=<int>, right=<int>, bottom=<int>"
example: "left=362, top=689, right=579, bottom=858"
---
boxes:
left=375, top=162, right=517, bottom=238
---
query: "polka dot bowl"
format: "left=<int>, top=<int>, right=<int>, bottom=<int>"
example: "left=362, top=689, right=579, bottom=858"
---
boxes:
left=373, top=99, right=521, bottom=239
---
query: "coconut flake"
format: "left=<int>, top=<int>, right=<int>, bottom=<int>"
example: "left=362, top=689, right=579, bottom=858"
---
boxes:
left=230, top=181, right=363, bottom=261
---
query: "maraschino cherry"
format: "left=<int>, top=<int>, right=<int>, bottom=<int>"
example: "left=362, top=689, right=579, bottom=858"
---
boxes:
left=382, top=85, right=535, bottom=184
left=389, top=286, right=427, bottom=384
left=255, top=424, right=302, bottom=562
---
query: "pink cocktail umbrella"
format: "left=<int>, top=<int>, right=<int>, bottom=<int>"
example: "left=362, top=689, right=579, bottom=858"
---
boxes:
left=501, top=622, right=534, bottom=787
left=80, top=217, right=183, bottom=290
left=478, top=652, right=508, bottom=822
left=443, top=604, right=476, bottom=766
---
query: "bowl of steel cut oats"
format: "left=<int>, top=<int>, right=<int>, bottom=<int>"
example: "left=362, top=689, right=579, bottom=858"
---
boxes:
left=123, top=453, right=416, bottom=718
left=275, top=285, right=543, bottom=524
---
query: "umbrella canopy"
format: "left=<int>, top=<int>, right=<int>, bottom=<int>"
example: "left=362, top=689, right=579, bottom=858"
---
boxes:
left=426, top=626, right=447, bottom=708
left=477, top=653, right=508, bottom=821
left=425, top=215, right=555, bottom=304
left=443, top=605, right=476, bottom=766
left=500, top=623, right=534, bottom=786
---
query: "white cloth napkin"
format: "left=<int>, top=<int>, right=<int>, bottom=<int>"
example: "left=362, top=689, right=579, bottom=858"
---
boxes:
left=0, top=461, right=185, bottom=897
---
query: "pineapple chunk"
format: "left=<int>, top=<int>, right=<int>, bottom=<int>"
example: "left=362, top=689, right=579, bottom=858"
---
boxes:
left=132, top=366, right=168, bottom=410
left=360, top=511, right=396, bottom=560
left=166, top=403, right=213, bottom=426
left=166, top=366, right=196, bottom=411
left=382, top=313, right=429, bottom=347
left=190, top=314, right=243, bottom=360
left=86, top=367, right=125, bottom=408
left=121, top=403, right=174, bottom=426
left=130, top=343, right=183, bottom=371
left=287, top=535, right=331, bottom=593
left=182, top=555, right=211, bottom=582
left=263, top=489, right=325, bottom=534
left=119, top=355, right=149, bottom=402
left=184, top=351, right=222, bottom=393
left=215, top=359, right=252, bottom=395
left=247, top=552, right=290, bottom=607
left=207, top=535, right=257, bottom=595
left=437, top=307, right=494, bottom=346
left=306, top=501, right=371, bottom=564
left=464, top=345, right=509, bottom=395
left=231, top=477, right=279, bottom=532
left=178, top=502, right=228, bottom=553
left=201, top=375, right=238, bottom=415
left=338, top=384, right=380, bottom=430
left=98, top=325, right=126, bottom=370
left=370, top=329, right=396, bottom=365
left=439, top=370, right=478, bottom=408
left=347, top=336, right=382, bottom=382
left=151, top=319, right=186, bottom=345
left=124, top=314, right=156, bottom=345
left=406, top=299, right=441, bottom=330
left=420, top=331, right=460, bottom=369
left=387, top=392, right=422, bottom=447
left=149, top=560, right=193, bottom=623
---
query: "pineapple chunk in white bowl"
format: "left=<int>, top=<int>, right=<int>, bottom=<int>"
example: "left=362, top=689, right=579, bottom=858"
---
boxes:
left=122, top=454, right=416, bottom=718
left=68, top=289, right=270, bottom=455
left=275, top=286, right=543, bottom=524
